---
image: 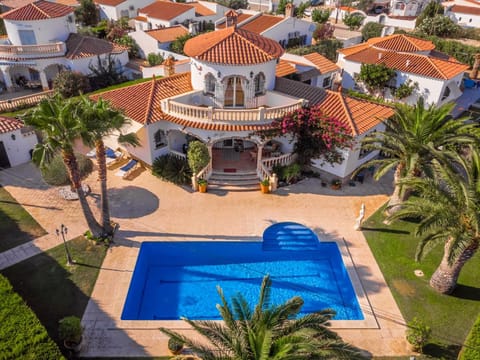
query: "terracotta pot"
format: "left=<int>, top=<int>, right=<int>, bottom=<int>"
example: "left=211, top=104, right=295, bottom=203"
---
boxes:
left=330, top=184, right=341, bottom=190
left=198, top=183, right=207, bottom=193
left=260, top=183, right=270, bottom=193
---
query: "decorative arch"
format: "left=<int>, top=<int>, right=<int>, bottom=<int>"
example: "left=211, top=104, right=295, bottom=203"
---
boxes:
left=254, top=72, right=266, bottom=96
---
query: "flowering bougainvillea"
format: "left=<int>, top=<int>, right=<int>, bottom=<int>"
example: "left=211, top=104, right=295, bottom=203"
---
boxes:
left=261, top=105, right=353, bottom=167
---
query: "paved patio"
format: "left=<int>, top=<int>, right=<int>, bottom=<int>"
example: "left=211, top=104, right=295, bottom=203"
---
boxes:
left=0, top=162, right=411, bottom=358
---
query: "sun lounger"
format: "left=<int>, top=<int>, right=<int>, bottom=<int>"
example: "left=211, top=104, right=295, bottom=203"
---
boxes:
left=115, top=159, right=138, bottom=177
left=86, top=147, right=120, bottom=160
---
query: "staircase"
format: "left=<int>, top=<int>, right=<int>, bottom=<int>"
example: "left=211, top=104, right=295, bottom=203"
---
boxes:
left=208, top=170, right=260, bottom=191
left=262, top=222, right=320, bottom=251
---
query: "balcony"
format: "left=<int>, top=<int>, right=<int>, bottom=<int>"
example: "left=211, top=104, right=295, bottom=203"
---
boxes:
left=0, top=42, right=67, bottom=59
left=161, top=91, right=305, bottom=125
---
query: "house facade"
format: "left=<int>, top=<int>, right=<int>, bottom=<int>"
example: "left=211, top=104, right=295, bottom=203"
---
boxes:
left=0, top=116, right=37, bottom=168
left=95, top=0, right=155, bottom=21
left=445, top=4, right=480, bottom=28
left=337, top=34, right=469, bottom=106
left=129, top=25, right=190, bottom=59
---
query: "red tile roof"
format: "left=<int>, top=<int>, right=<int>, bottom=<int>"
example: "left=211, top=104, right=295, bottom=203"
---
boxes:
left=0, top=116, right=23, bottom=134
left=65, top=33, right=127, bottom=59
left=94, top=0, right=124, bottom=6
left=139, top=0, right=192, bottom=21
left=189, top=1, right=215, bottom=16
left=216, top=12, right=252, bottom=29
left=184, top=26, right=284, bottom=65
left=0, top=0, right=35, bottom=10
left=239, top=14, right=284, bottom=34
left=339, top=34, right=435, bottom=56
left=448, top=4, right=480, bottom=16
left=1, top=0, right=73, bottom=20
left=276, top=60, right=297, bottom=77
left=145, top=25, right=189, bottom=43
left=303, top=52, right=339, bottom=74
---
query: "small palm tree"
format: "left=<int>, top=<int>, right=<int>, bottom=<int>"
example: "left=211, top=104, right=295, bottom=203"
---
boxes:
left=160, top=275, right=366, bottom=359
left=76, top=95, right=139, bottom=236
left=387, top=148, right=480, bottom=294
left=23, top=94, right=102, bottom=237
left=360, top=98, right=478, bottom=213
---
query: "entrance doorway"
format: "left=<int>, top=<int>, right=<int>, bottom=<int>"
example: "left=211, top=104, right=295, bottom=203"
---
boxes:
left=224, top=77, right=244, bottom=107
left=212, top=139, right=257, bottom=172
left=0, top=141, right=11, bottom=169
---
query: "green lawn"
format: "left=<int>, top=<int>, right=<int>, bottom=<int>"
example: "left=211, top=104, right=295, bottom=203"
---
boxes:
left=1, top=236, right=107, bottom=346
left=0, top=186, right=46, bottom=252
left=363, top=206, right=480, bottom=359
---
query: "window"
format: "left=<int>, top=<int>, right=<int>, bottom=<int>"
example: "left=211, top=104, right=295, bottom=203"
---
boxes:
left=18, top=30, right=37, bottom=45
left=395, top=2, right=405, bottom=10
left=470, top=18, right=473, bottom=23
left=154, top=129, right=167, bottom=149
left=254, top=73, right=265, bottom=95
left=224, top=76, right=244, bottom=107
left=322, top=76, right=332, bottom=88
left=288, top=31, right=300, bottom=39
left=441, top=86, right=451, bottom=101
left=204, top=73, right=216, bottom=95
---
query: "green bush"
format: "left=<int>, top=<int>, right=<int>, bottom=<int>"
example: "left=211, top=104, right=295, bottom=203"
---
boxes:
left=41, top=153, right=93, bottom=186
left=147, top=53, right=164, bottom=66
left=187, top=141, right=210, bottom=174
left=152, top=154, right=191, bottom=185
left=406, top=317, right=431, bottom=353
left=58, top=316, right=83, bottom=344
left=459, top=315, right=480, bottom=359
left=0, top=274, right=65, bottom=359
left=273, top=163, right=301, bottom=183
left=53, top=71, right=91, bottom=98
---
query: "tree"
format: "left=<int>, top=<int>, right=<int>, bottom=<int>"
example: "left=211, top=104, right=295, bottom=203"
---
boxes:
left=358, top=63, right=394, bottom=94
left=387, top=149, right=480, bottom=294
left=75, top=0, right=98, bottom=26
left=263, top=105, right=353, bottom=167
left=287, top=39, right=343, bottom=61
left=187, top=141, right=210, bottom=174
left=415, top=1, right=443, bottom=27
left=160, top=275, right=366, bottom=359
left=23, top=95, right=103, bottom=237
left=359, top=98, right=479, bottom=213
left=416, top=16, right=460, bottom=38
left=147, top=53, right=164, bottom=66
left=361, top=22, right=384, bottom=41
left=313, top=23, right=335, bottom=41
left=169, top=33, right=193, bottom=55
left=312, top=8, right=331, bottom=24
left=77, top=95, right=139, bottom=236
left=114, top=35, right=139, bottom=58
left=343, top=13, right=364, bottom=31
left=53, top=71, right=91, bottom=98
left=276, top=0, right=290, bottom=15
left=295, top=1, right=309, bottom=18
left=88, top=54, right=126, bottom=90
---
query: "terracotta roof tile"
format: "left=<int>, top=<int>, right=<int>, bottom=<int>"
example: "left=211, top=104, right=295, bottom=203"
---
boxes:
left=65, top=33, right=127, bottom=59
left=0, top=0, right=35, bottom=10
left=54, top=0, right=78, bottom=6
left=94, top=0, right=124, bottom=5
left=184, top=26, right=284, bottom=65
left=189, top=1, right=215, bottom=16
left=217, top=12, right=252, bottom=28
left=0, top=116, right=23, bottom=134
left=274, top=77, right=394, bottom=135
left=303, top=52, right=339, bottom=74
left=276, top=60, right=297, bottom=77
left=344, top=48, right=469, bottom=80
left=368, top=34, right=435, bottom=52
left=239, top=14, right=284, bottom=34
left=139, top=0, right=192, bottom=21
left=135, top=15, right=147, bottom=21
left=145, top=25, right=189, bottom=43
left=1, top=0, right=73, bottom=20
left=448, top=4, right=480, bottom=16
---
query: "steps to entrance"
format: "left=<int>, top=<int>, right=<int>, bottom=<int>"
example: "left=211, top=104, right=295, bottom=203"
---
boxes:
left=208, top=170, right=260, bottom=191
left=262, top=222, right=320, bottom=251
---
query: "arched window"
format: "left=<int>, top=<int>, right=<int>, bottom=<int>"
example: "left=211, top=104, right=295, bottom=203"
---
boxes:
left=224, top=76, right=244, bottom=107
left=254, top=73, right=265, bottom=96
left=154, top=129, right=167, bottom=149
left=204, top=73, right=216, bottom=95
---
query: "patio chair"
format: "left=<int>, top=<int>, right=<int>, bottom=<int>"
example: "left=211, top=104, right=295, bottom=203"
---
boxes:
left=115, top=159, right=138, bottom=178
left=107, top=151, right=128, bottom=169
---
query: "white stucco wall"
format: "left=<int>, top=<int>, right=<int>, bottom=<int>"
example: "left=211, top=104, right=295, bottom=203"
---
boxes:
left=0, top=129, right=37, bottom=167
left=261, top=17, right=315, bottom=46
left=141, top=59, right=190, bottom=78
left=129, top=30, right=159, bottom=58
left=98, top=4, right=119, bottom=21
left=101, top=0, right=156, bottom=21
left=66, top=51, right=130, bottom=75
left=5, top=15, right=76, bottom=45
left=446, top=9, right=480, bottom=28
left=362, top=14, right=416, bottom=29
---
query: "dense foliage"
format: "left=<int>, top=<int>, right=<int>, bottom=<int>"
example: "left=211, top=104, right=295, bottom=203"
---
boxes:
left=0, top=275, right=64, bottom=359
left=147, top=53, right=164, bottom=66
left=294, top=1, right=310, bottom=18
left=169, top=33, right=193, bottom=55
left=187, top=141, right=210, bottom=174
left=53, top=71, right=91, bottom=98
left=216, top=0, right=247, bottom=9
left=273, top=163, right=302, bottom=183
left=75, top=0, right=98, bottom=26
left=361, top=22, right=384, bottom=41
left=459, top=315, right=480, bottom=359
left=415, top=1, right=443, bottom=27
left=406, top=317, right=431, bottom=353
left=312, top=8, right=330, bottom=23
left=152, top=154, right=191, bottom=185
left=343, top=13, right=364, bottom=30
left=41, top=153, right=93, bottom=186
left=417, top=16, right=460, bottom=37
left=287, top=39, right=343, bottom=61
left=358, top=63, right=395, bottom=93
left=313, top=23, right=335, bottom=41
left=88, top=55, right=127, bottom=90
left=393, top=79, right=418, bottom=100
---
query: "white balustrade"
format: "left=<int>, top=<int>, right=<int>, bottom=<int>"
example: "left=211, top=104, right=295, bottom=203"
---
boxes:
left=262, top=153, right=296, bottom=170
left=169, top=149, right=186, bottom=160
left=0, top=42, right=66, bottom=58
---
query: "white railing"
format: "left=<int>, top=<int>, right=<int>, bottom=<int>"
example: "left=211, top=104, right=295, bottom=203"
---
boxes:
left=258, top=162, right=272, bottom=182
left=262, top=153, right=296, bottom=170
left=162, top=99, right=304, bottom=123
left=0, top=42, right=66, bottom=58
left=197, top=162, right=212, bottom=181
left=169, top=149, right=186, bottom=160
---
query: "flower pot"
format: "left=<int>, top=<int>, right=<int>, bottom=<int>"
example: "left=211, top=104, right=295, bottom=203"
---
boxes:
left=198, top=183, right=207, bottom=193
left=330, top=183, right=341, bottom=190
left=260, top=183, right=270, bottom=194
left=64, top=337, right=82, bottom=353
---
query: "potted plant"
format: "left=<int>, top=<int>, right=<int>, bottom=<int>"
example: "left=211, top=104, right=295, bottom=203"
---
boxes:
left=198, top=178, right=207, bottom=193
left=58, top=316, right=83, bottom=352
left=168, top=337, right=184, bottom=355
left=330, top=179, right=342, bottom=190
left=260, top=178, right=270, bottom=193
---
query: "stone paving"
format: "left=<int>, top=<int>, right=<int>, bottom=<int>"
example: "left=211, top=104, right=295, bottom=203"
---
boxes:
left=0, top=162, right=411, bottom=358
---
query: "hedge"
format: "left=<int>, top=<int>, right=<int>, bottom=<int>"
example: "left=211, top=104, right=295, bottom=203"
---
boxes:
left=0, top=274, right=64, bottom=360
left=459, top=314, right=480, bottom=360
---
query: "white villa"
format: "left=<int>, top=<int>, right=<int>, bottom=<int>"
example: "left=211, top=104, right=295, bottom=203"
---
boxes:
left=337, top=34, right=469, bottom=107
left=0, top=0, right=129, bottom=92
left=92, top=17, right=393, bottom=187
left=444, top=4, right=480, bottom=28
left=0, top=116, right=37, bottom=168
left=95, top=0, right=155, bottom=21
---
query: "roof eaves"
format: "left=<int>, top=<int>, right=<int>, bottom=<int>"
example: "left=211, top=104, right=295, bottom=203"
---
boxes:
left=338, top=92, right=358, bottom=136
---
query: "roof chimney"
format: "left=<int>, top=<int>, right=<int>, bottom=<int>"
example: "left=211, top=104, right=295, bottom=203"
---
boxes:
left=285, top=3, right=295, bottom=18
left=225, top=9, right=238, bottom=28
left=164, top=56, right=175, bottom=77
left=378, top=53, right=382, bottom=60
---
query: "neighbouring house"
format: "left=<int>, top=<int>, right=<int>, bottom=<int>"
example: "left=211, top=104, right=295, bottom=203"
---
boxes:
left=277, top=52, right=340, bottom=89
left=91, top=17, right=393, bottom=186
left=337, top=34, right=470, bottom=106
left=389, top=0, right=429, bottom=16
left=134, top=0, right=229, bottom=32
left=246, top=0, right=304, bottom=12
left=445, top=4, right=480, bottom=27
left=0, top=0, right=129, bottom=92
left=95, top=0, right=155, bottom=21
left=330, top=7, right=417, bottom=30
left=0, top=116, right=37, bottom=168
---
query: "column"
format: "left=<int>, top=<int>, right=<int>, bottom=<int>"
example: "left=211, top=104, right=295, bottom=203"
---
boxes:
left=39, top=70, right=49, bottom=91
left=3, top=68, right=13, bottom=92
left=256, top=144, right=263, bottom=175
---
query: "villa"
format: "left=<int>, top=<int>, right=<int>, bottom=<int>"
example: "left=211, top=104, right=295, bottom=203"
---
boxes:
left=0, top=116, right=37, bottom=168
left=92, top=14, right=393, bottom=186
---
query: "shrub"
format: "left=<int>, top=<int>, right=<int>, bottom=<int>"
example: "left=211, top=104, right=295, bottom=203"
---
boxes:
left=406, top=317, right=431, bottom=353
left=147, top=53, right=164, bottom=66
left=459, top=315, right=480, bottom=359
left=312, top=9, right=330, bottom=23
left=0, top=274, right=64, bottom=359
left=187, top=140, right=210, bottom=174
left=152, top=154, right=191, bottom=185
left=53, top=71, right=91, bottom=98
left=168, top=337, right=184, bottom=354
left=284, top=163, right=301, bottom=183
left=58, top=316, right=83, bottom=345
left=343, top=13, right=364, bottom=31
left=41, top=153, right=93, bottom=186
left=361, top=22, right=384, bottom=41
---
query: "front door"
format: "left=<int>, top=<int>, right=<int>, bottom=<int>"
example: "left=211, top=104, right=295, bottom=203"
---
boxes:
left=224, top=77, right=244, bottom=107
left=0, top=141, right=11, bottom=169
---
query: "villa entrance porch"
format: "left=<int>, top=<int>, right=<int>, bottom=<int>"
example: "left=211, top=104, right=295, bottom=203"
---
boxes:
left=211, top=139, right=257, bottom=173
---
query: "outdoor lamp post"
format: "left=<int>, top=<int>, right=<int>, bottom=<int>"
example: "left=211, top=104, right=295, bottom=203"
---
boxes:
left=56, top=224, right=73, bottom=266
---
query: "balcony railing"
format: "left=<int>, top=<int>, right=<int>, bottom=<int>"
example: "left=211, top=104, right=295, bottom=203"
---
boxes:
left=0, top=42, right=66, bottom=58
left=161, top=98, right=305, bottom=124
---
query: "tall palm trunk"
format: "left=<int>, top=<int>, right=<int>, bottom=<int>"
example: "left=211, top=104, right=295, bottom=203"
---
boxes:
left=386, top=163, right=405, bottom=215
left=95, top=140, right=113, bottom=235
left=429, top=237, right=479, bottom=294
left=62, top=150, right=103, bottom=237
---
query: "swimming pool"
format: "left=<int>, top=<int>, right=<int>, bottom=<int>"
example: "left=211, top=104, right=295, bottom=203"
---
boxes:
left=122, top=223, right=363, bottom=321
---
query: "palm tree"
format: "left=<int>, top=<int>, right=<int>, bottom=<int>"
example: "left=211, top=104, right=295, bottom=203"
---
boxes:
left=160, top=275, right=366, bottom=359
left=387, top=148, right=480, bottom=294
left=76, top=95, right=139, bottom=236
left=23, top=94, right=103, bottom=237
left=360, top=97, right=478, bottom=213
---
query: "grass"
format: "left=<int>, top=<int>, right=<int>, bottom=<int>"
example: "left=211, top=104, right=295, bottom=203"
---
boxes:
left=1, top=236, right=107, bottom=347
left=363, top=206, right=480, bottom=359
left=0, top=186, right=46, bottom=252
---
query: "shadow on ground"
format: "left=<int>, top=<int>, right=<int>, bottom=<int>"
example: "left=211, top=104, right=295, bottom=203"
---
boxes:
left=107, top=186, right=159, bottom=218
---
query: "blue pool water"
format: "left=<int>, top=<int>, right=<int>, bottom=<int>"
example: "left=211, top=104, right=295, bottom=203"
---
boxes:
left=122, top=222, right=363, bottom=321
